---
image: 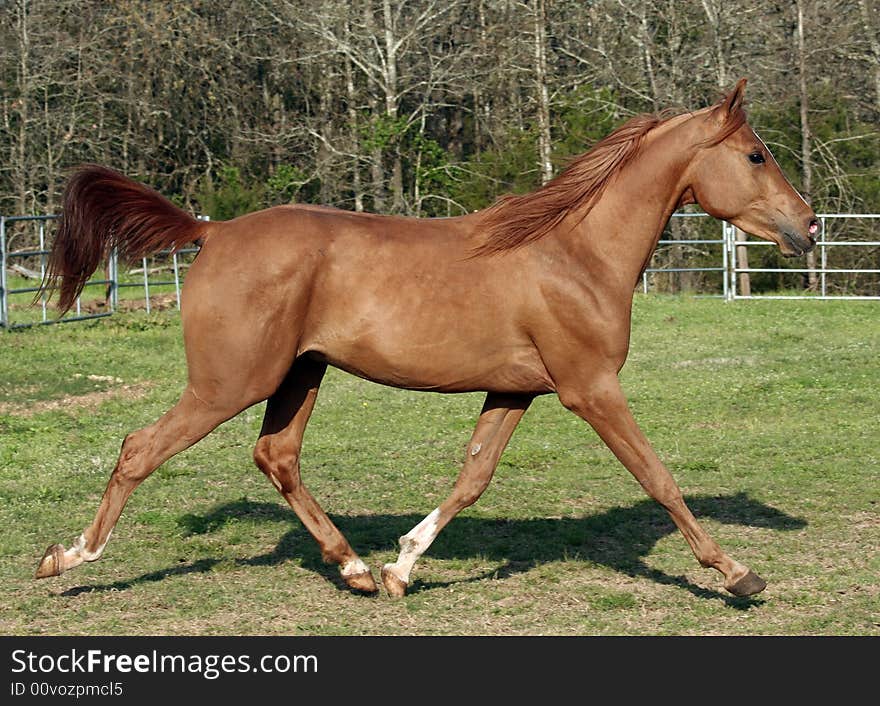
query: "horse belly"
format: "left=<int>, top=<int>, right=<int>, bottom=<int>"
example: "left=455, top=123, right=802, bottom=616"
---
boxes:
left=312, top=332, right=554, bottom=395
left=298, top=231, right=552, bottom=393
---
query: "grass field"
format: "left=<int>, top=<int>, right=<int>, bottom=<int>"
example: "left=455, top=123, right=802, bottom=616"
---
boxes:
left=0, top=297, right=877, bottom=635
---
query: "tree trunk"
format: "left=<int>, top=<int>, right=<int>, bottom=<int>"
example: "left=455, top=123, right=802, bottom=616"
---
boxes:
left=700, top=0, right=728, bottom=88
left=533, top=0, right=553, bottom=185
left=382, top=0, right=405, bottom=213
left=367, top=95, right=386, bottom=212
left=506, top=0, right=524, bottom=133
left=639, top=4, right=659, bottom=111
left=666, top=3, right=693, bottom=292
left=15, top=0, right=31, bottom=214
left=317, top=70, right=334, bottom=206
left=362, top=5, right=386, bottom=213
left=858, top=0, right=880, bottom=113
left=473, top=0, right=488, bottom=155
left=344, top=26, right=364, bottom=213
left=795, top=0, right=818, bottom=289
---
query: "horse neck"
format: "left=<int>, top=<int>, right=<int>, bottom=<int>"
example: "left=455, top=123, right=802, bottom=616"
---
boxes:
left=553, top=114, right=702, bottom=293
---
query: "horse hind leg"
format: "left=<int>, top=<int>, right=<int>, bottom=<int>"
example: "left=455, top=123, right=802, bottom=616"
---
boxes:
left=253, top=357, right=378, bottom=594
left=381, top=393, right=532, bottom=597
left=35, top=385, right=237, bottom=579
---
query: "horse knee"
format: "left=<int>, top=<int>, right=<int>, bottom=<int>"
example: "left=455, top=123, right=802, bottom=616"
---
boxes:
left=253, top=437, right=301, bottom=494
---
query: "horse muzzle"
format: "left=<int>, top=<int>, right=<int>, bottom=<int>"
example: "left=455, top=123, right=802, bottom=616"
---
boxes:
left=779, top=218, right=818, bottom=258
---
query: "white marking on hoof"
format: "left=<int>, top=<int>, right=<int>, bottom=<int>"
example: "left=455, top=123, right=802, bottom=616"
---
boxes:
left=340, top=558, right=370, bottom=577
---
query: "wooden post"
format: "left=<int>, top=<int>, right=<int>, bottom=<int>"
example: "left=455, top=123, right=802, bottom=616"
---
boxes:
left=735, top=227, right=751, bottom=297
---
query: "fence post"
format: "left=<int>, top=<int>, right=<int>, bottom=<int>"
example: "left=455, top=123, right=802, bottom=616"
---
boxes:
left=109, top=247, right=119, bottom=311
left=173, top=251, right=181, bottom=309
left=734, top=227, right=751, bottom=297
left=728, top=222, right=738, bottom=300
left=38, top=219, right=47, bottom=323
left=724, top=222, right=737, bottom=301
left=0, top=216, right=7, bottom=327
left=722, top=221, right=729, bottom=301
left=820, top=216, right=827, bottom=298
left=142, top=257, right=151, bottom=314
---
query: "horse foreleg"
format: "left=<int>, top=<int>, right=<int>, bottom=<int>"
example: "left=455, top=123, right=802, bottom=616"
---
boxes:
left=35, top=386, right=233, bottom=578
left=253, top=358, right=377, bottom=594
left=381, top=393, right=532, bottom=597
left=558, top=373, right=766, bottom=597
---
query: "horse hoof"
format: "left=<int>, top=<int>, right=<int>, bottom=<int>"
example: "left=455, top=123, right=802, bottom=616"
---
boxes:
left=344, top=570, right=379, bottom=594
left=35, top=544, right=65, bottom=579
left=381, top=565, right=408, bottom=598
left=727, top=570, right=767, bottom=597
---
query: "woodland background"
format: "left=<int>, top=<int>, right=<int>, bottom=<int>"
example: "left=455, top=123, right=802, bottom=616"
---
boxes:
left=1, top=0, right=878, bottom=291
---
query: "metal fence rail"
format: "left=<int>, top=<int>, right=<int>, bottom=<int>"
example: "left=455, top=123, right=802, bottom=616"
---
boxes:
left=0, top=214, right=204, bottom=329
left=725, top=214, right=880, bottom=301
left=0, top=215, right=114, bottom=329
left=2, top=212, right=879, bottom=329
left=641, top=212, right=728, bottom=298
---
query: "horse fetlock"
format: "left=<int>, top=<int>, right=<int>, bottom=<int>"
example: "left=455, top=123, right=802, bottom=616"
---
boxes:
left=73, top=531, right=111, bottom=562
left=318, top=535, right=353, bottom=564
left=340, top=557, right=370, bottom=577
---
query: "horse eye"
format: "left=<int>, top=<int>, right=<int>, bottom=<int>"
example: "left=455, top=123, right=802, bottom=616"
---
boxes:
left=748, top=152, right=765, bottom=164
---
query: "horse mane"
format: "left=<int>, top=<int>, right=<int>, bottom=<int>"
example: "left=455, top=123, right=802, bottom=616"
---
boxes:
left=472, top=98, right=743, bottom=256
left=471, top=112, right=669, bottom=256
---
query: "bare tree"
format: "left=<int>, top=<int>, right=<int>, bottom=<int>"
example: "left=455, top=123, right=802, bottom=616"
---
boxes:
left=0, top=0, right=876, bottom=274
left=794, top=0, right=818, bottom=288
left=858, top=0, right=880, bottom=113
left=532, top=0, right=553, bottom=184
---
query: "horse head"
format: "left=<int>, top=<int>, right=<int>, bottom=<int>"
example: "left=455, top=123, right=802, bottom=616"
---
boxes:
left=683, top=78, right=818, bottom=257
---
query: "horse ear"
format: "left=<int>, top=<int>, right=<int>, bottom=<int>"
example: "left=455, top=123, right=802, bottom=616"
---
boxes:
left=712, top=78, right=747, bottom=123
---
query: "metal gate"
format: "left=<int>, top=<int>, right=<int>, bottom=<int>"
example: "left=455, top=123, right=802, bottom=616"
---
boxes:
left=723, top=214, right=880, bottom=301
left=0, top=214, right=201, bottom=329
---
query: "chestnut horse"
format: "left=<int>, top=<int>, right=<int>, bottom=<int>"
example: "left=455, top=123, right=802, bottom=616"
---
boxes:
left=36, top=79, right=816, bottom=598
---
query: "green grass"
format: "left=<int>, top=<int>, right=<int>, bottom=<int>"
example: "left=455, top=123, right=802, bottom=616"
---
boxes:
left=0, top=297, right=878, bottom=635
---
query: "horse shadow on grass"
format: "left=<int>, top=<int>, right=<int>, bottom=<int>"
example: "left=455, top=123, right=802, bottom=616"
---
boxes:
left=63, top=491, right=805, bottom=608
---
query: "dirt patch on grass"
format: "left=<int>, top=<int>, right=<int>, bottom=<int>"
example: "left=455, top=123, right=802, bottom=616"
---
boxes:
left=81, top=294, right=179, bottom=314
left=671, top=356, right=758, bottom=368
left=0, top=381, right=152, bottom=417
left=9, top=293, right=178, bottom=313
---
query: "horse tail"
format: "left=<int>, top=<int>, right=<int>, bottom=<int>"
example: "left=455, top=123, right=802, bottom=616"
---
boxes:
left=41, top=164, right=207, bottom=314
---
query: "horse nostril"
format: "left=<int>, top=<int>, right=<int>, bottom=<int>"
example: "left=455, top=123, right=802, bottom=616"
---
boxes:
left=808, top=218, right=819, bottom=236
